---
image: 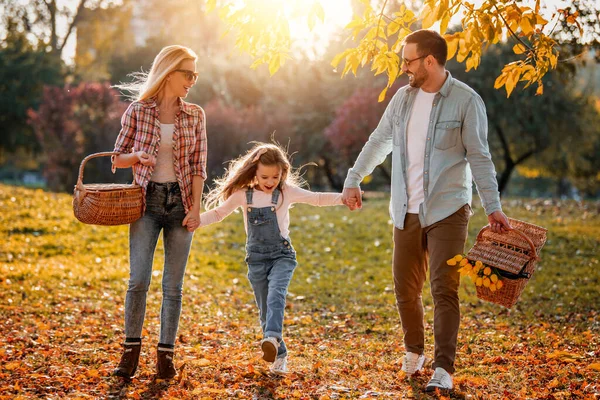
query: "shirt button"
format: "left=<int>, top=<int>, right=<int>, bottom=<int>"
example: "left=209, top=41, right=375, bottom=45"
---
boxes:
left=424, top=172, right=428, bottom=175
left=427, top=137, right=431, bottom=140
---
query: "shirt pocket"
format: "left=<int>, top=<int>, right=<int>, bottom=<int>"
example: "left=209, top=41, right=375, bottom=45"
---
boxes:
left=434, top=120, right=461, bottom=150
left=392, top=114, right=404, bottom=146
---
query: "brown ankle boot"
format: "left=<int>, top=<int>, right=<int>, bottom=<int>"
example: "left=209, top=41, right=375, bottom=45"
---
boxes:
left=156, top=346, right=177, bottom=379
left=114, top=342, right=141, bottom=379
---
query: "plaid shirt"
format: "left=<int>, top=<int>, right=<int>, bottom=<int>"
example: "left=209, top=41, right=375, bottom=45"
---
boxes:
left=112, top=96, right=207, bottom=213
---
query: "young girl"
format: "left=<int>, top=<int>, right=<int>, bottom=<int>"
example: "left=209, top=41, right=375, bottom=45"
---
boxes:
left=196, top=143, right=351, bottom=374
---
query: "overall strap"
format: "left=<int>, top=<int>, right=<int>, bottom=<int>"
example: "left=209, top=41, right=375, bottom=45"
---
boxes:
left=245, top=188, right=254, bottom=205
left=271, top=188, right=280, bottom=205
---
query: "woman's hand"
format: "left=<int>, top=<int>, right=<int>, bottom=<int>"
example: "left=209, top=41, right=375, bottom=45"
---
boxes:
left=136, top=151, right=156, bottom=166
left=183, top=206, right=201, bottom=232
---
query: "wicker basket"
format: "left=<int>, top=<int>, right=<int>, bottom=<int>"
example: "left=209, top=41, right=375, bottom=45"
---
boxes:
left=467, top=218, right=547, bottom=308
left=73, top=152, right=143, bottom=226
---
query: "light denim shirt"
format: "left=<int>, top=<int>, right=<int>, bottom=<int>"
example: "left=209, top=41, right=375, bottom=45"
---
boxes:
left=344, top=72, right=502, bottom=229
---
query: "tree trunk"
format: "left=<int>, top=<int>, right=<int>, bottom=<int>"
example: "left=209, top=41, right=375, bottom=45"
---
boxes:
left=320, top=155, right=343, bottom=191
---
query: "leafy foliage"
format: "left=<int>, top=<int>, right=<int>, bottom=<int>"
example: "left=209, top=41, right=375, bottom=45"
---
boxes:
left=211, top=0, right=597, bottom=99
left=27, top=83, right=128, bottom=191
left=0, top=29, right=64, bottom=153
left=1, top=184, right=599, bottom=398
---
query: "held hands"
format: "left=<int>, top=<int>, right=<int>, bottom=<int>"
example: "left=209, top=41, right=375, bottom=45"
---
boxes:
left=342, top=187, right=364, bottom=211
left=136, top=151, right=156, bottom=167
left=182, top=206, right=201, bottom=232
left=487, top=210, right=512, bottom=234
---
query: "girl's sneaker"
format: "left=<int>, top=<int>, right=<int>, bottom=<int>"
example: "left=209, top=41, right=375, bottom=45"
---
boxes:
left=260, top=337, right=279, bottom=362
left=270, top=355, right=288, bottom=375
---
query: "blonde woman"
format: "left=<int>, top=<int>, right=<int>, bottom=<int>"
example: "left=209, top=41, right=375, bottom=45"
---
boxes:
left=111, top=45, right=207, bottom=380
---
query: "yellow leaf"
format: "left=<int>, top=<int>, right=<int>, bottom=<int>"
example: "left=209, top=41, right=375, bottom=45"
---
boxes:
left=206, top=0, right=216, bottom=13
left=505, top=74, right=516, bottom=98
left=313, top=2, right=325, bottom=22
left=446, top=36, right=458, bottom=60
left=513, top=43, right=527, bottom=55
left=546, top=350, right=582, bottom=362
left=520, top=15, right=534, bottom=35
left=421, top=5, right=436, bottom=29
left=439, top=12, right=451, bottom=35
left=387, top=19, right=401, bottom=36
left=378, top=87, right=388, bottom=102
left=268, top=54, right=281, bottom=76
left=587, top=363, right=600, bottom=371
left=331, top=49, right=353, bottom=69
left=535, top=84, right=544, bottom=95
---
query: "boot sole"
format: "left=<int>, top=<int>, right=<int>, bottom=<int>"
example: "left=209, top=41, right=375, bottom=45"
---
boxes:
left=261, top=341, right=277, bottom=362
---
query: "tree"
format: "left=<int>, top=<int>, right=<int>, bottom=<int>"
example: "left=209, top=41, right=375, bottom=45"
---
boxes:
left=0, top=0, right=118, bottom=60
left=0, top=27, right=64, bottom=155
left=209, top=0, right=599, bottom=99
left=324, top=81, right=405, bottom=188
left=449, top=42, right=600, bottom=194
left=27, top=82, right=128, bottom=191
left=203, top=99, right=292, bottom=184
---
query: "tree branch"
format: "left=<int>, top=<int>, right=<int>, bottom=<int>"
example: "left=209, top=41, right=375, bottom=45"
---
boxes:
left=489, top=0, right=535, bottom=55
left=58, top=0, right=87, bottom=52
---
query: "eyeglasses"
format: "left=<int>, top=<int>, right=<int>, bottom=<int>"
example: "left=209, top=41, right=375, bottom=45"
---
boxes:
left=402, top=55, right=428, bottom=67
left=174, top=69, right=199, bottom=82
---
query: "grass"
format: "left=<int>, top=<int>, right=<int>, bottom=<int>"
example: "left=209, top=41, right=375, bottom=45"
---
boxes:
left=0, top=183, right=598, bottom=399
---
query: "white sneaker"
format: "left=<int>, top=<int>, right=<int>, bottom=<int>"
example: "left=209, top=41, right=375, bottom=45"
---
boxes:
left=270, top=355, right=288, bottom=375
left=260, top=337, right=279, bottom=362
left=425, top=367, right=453, bottom=392
left=401, top=352, right=426, bottom=376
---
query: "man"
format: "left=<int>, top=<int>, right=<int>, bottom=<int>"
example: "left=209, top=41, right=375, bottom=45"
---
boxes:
left=342, top=30, right=511, bottom=392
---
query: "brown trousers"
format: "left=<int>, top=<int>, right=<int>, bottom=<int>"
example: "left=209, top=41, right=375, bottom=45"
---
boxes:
left=392, top=205, right=470, bottom=374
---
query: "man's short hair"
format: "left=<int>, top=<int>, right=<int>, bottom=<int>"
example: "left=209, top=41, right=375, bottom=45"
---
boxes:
left=404, top=30, right=448, bottom=66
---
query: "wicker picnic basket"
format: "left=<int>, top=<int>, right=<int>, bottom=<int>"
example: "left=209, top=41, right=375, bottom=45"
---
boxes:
left=467, top=218, right=547, bottom=308
left=73, top=152, right=143, bottom=226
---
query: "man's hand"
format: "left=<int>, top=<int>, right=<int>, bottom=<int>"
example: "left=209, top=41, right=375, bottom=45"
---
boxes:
left=487, top=210, right=511, bottom=234
left=342, top=187, right=363, bottom=211
left=183, top=206, right=201, bottom=232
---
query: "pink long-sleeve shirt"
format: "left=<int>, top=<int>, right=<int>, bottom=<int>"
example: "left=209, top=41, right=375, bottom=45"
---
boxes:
left=199, top=185, right=343, bottom=238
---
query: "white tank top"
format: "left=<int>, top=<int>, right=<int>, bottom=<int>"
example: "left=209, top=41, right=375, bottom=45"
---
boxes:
left=150, top=123, right=177, bottom=183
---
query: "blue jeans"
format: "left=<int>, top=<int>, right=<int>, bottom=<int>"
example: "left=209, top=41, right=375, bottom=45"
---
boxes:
left=124, top=182, right=193, bottom=345
left=246, top=244, right=297, bottom=357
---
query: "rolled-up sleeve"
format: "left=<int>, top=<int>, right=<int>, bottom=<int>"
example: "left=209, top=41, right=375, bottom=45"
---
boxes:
left=113, top=103, right=137, bottom=154
left=190, top=107, right=207, bottom=179
left=462, top=95, right=502, bottom=215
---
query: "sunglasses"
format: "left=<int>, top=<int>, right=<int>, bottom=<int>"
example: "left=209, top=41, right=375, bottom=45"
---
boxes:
left=401, top=55, right=428, bottom=67
left=174, top=69, right=199, bottom=82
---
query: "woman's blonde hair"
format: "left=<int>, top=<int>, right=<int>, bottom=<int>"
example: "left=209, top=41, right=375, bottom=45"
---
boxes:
left=114, top=45, right=198, bottom=101
left=204, top=142, right=307, bottom=210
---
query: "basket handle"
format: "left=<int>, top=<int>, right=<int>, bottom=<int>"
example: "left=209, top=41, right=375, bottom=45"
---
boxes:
left=76, top=151, right=126, bottom=189
left=477, top=226, right=539, bottom=261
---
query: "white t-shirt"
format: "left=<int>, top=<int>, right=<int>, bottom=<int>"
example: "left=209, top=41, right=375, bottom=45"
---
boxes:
left=150, top=123, right=177, bottom=183
left=199, top=185, right=343, bottom=239
left=406, top=89, right=436, bottom=213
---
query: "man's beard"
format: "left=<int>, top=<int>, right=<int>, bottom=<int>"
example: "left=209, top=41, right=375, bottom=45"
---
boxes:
left=408, top=66, right=428, bottom=88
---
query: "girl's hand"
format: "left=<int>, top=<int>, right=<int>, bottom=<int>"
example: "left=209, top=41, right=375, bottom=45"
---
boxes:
left=136, top=151, right=156, bottom=166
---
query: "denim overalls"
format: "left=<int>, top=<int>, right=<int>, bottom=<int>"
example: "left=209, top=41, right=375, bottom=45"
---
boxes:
left=245, top=188, right=297, bottom=358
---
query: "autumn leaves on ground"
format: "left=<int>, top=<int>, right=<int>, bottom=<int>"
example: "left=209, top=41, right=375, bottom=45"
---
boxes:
left=1, top=183, right=599, bottom=399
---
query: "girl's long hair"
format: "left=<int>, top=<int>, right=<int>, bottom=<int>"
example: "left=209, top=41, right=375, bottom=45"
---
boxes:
left=204, top=142, right=307, bottom=210
left=113, top=45, right=198, bottom=102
